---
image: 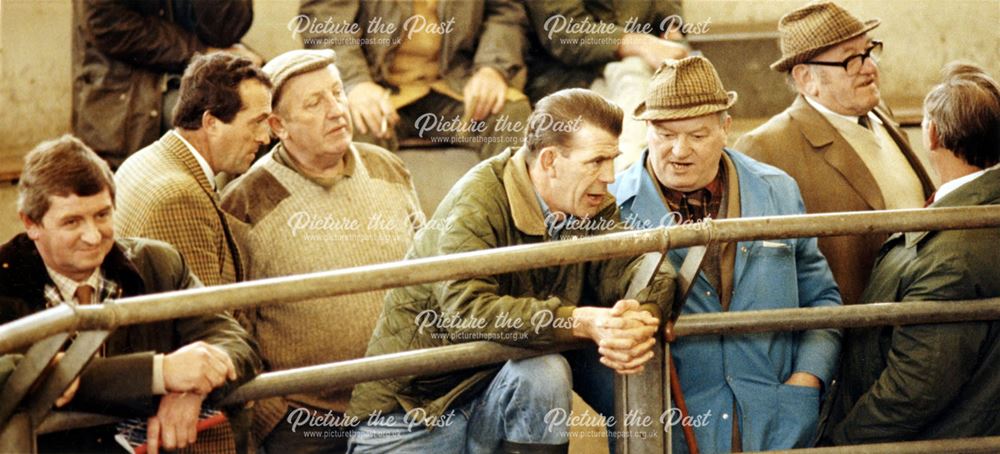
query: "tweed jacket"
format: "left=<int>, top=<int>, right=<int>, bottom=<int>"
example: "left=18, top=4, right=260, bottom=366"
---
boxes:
left=299, top=0, right=528, bottom=94
left=114, top=131, right=243, bottom=286
left=824, top=168, right=1000, bottom=444
left=735, top=96, right=934, bottom=306
left=72, top=0, right=253, bottom=166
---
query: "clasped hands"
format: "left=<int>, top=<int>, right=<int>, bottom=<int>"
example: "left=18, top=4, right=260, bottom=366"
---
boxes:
left=572, top=299, right=660, bottom=374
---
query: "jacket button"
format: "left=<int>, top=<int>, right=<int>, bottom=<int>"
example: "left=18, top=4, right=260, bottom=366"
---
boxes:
left=150, top=110, right=159, bottom=118
left=119, top=94, right=126, bottom=101
left=722, top=413, right=729, bottom=420
left=705, top=291, right=711, bottom=296
left=740, top=246, right=748, bottom=253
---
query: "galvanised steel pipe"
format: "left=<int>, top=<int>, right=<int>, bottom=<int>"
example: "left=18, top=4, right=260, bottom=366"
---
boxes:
left=219, top=340, right=588, bottom=406
left=216, top=297, right=1000, bottom=406
left=2, top=205, right=1000, bottom=354
left=672, top=297, right=1000, bottom=337
left=757, top=436, right=1000, bottom=453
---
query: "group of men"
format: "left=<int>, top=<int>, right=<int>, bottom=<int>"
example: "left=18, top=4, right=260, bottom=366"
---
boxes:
left=2, top=1, right=998, bottom=454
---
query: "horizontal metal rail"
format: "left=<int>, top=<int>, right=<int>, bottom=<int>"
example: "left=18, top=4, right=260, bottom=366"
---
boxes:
left=672, top=297, right=1000, bottom=337
left=223, top=296, right=1000, bottom=405
left=3, top=205, right=1000, bottom=354
left=758, top=436, right=1000, bottom=453
left=32, top=296, right=1000, bottom=435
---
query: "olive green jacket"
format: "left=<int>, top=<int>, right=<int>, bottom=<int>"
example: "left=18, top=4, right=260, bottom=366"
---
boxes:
left=824, top=168, right=1000, bottom=444
left=347, top=147, right=675, bottom=420
left=524, top=0, right=683, bottom=101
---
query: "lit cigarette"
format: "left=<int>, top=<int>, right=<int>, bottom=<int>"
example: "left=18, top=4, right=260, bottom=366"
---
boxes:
left=380, top=92, right=390, bottom=136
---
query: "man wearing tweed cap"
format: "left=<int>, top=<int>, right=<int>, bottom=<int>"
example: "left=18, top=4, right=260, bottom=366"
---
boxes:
left=221, top=49, right=422, bottom=453
left=612, top=56, right=842, bottom=453
left=735, top=1, right=934, bottom=308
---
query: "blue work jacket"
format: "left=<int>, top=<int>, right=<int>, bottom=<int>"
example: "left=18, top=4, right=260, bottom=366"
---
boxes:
left=611, top=149, right=842, bottom=453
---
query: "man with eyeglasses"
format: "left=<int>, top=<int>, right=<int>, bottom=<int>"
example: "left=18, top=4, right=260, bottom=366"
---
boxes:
left=735, top=2, right=935, bottom=308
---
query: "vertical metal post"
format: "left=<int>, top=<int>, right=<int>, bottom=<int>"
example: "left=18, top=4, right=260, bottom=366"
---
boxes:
left=616, top=251, right=671, bottom=454
left=615, top=343, right=668, bottom=454
left=0, top=412, right=35, bottom=453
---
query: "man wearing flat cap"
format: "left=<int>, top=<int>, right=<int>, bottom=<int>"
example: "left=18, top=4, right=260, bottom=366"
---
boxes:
left=735, top=1, right=934, bottom=308
left=221, top=49, right=422, bottom=453
left=612, top=56, right=842, bottom=452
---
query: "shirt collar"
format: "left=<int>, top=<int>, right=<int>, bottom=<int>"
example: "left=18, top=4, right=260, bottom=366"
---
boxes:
left=534, top=191, right=574, bottom=240
left=804, top=95, right=882, bottom=129
left=171, top=130, right=216, bottom=191
left=44, top=266, right=104, bottom=305
left=273, top=141, right=358, bottom=188
left=648, top=157, right=726, bottom=203
left=934, top=169, right=988, bottom=204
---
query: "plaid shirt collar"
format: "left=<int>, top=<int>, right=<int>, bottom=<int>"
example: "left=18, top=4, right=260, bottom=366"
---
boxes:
left=44, top=266, right=117, bottom=307
left=649, top=158, right=726, bottom=223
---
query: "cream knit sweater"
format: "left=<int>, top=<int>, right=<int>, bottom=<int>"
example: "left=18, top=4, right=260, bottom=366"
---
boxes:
left=221, top=142, right=421, bottom=438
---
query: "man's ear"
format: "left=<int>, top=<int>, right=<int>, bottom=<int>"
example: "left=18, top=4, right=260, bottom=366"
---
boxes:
left=201, top=110, right=218, bottom=132
left=791, top=65, right=816, bottom=96
left=538, top=146, right=559, bottom=176
left=926, top=119, right=940, bottom=151
left=20, top=212, right=41, bottom=240
left=268, top=114, right=287, bottom=141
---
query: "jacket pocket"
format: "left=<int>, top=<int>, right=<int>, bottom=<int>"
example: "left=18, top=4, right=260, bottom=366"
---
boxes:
left=772, top=383, right=821, bottom=448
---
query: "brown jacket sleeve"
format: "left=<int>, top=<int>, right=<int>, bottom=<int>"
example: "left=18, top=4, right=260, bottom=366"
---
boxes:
left=473, top=0, right=529, bottom=82
left=299, top=0, right=374, bottom=90
left=80, top=0, right=252, bottom=73
left=159, top=243, right=262, bottom=405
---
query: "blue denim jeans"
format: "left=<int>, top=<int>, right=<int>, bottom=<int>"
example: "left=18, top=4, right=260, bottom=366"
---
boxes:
left=349, top=353, right=582, bottom=453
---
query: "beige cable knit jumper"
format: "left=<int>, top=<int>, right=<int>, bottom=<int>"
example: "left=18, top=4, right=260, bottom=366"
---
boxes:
left=221, top=142, right=421, bottom=441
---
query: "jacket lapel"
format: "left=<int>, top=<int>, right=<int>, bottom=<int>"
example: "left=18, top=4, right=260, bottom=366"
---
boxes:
left=0, top=234, right=144, bottom=313
left=503, top=147, right=547, bottom=237
left=160, top=132, right=216, bottom=197
left=158, top=133, right=245, bottom=281
left=872, top=107, right=936, bottom=197
left=905, top=168, right=1000, bottom=248
left=789, top=96, right=885, bottom=210
left=614, top=151, right=699, bottom=281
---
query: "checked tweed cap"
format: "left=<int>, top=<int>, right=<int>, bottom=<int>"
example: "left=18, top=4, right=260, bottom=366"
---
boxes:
left=262, top=49, right=337, bottom=104
left=771, top=1, right=880, bottom=72
left=634, top=56, right=737, bottom=121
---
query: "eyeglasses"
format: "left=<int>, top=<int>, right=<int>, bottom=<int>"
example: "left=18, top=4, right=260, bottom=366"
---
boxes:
left=805, top=40, right=883, bottom=75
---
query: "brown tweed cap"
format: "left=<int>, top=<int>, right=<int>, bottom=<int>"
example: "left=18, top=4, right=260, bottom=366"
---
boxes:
left=771, top=1, right=880, bottom=72
left=634, top=56, right=737, bottom=121
left=262, top=49, right=337, bottom=103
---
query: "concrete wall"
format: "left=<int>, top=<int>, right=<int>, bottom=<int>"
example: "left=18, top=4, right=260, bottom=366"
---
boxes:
left=683, top=0, right=1000, bottom=107
left=0, top=0, right=996, bottom=235
left=2, top=0, right=997, bottom=169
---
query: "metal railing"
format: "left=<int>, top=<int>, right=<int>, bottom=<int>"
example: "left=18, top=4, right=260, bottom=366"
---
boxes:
left=2, top=205, right=1000, bottom=453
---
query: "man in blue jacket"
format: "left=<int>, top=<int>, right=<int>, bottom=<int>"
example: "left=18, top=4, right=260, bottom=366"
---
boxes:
left=610, top=56, right=842, bottom=453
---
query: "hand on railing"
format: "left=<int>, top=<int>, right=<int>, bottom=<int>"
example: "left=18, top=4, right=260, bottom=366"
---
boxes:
left=572, top=299, right=660, bottom=374
left=50, top=352, right=80, bottom=408
left=163, top=341, right=237, bottom=394
left=146, top=391, right=207, bottom=454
